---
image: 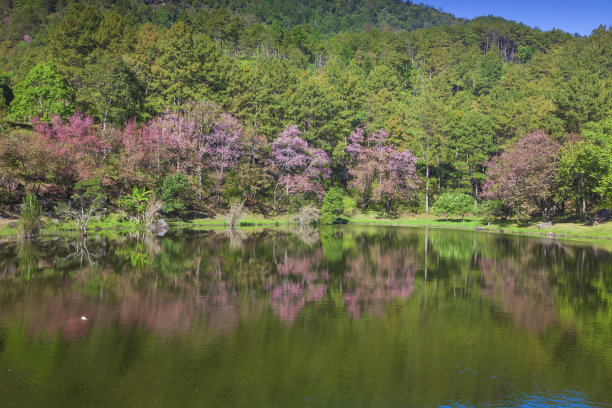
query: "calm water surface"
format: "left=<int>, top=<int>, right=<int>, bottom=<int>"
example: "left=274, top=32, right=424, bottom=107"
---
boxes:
left=0, top=226, right=610, bottom=407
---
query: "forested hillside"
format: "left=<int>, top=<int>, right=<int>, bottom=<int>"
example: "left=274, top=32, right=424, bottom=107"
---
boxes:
left=0, top=0, right=610, bottom=223
left=1, top=0, right=462, bottom=40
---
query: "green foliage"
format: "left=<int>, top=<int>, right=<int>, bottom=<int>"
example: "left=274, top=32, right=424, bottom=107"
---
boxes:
left=557, top=141, right=610, bottom=215
left=56, top=177, right=106, bottom=235
left=432, top=193, right=474, bottom=221
left=517, top=45, right=536, bottom=63
left=74, top=177, right=105, bottom=204
left=343, top=196, right=358, bottom=217
left=475, top=48, right=504, bottom=95
left=145, top=21, right=228, bottom=112
left=217, top=0, right=460, bottom=35
left=10, top=62, right=74, bottom=122
left=581, top=118, right=612, bottom=207
left=19, top=193, right=42, bottom=239
left=82, top=57, right=144, bottom=125
left=117, top=187, right=152, bottom=221
left=473, top=200, right=502, bottom=223
left=0, top=73, right=13, bottom=109
left=159, top=173, right=192, bottom=217
left=0, top=0, right=610, bottom=220
left=320, top=188, right=346, bottom=224
left=554, top=71, right=611, bottom=134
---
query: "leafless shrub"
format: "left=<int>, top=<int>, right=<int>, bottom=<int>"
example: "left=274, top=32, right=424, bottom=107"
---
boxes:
left=225, top=201, right=246, bottom=228
left=144, top=195, right=164, bottom=227
left=293, top=204, right=320, bottom=227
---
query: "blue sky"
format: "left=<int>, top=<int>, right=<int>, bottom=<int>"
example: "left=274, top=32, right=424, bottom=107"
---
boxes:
left=425, top=0, right=611, bottom=36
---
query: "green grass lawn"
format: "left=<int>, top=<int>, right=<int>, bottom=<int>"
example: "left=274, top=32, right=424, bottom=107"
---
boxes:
left=347, top=213, right=612, bottom=240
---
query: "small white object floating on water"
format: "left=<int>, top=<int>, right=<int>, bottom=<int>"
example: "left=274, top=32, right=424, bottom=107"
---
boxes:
left=80, top=316, right=88, bottom=321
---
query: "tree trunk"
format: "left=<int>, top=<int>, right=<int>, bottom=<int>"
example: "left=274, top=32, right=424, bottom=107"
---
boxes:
left=437, top=156, right=441, bottom=195
left=215, top=167, right=224, bottom=205
left=273, top=180, right=280, bottom=211
left=425, top=163, right=429, bottom=214
left=197, top=167, right=202, bottom=201
left=581, top=178, right=586, bottom=218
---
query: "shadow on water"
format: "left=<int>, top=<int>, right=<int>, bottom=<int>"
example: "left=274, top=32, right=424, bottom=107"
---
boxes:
left=0, top=226, right=610, bottom=407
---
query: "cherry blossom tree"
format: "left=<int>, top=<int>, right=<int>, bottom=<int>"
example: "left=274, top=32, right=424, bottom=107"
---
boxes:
left=120, top=111, right=196, bottom=186
left=119, top=118, right=156, bottom=186
left=482, top=131, right=560, bottom=221
left=270, top=125, right=330, bottom=209
left=346, top=127, right=419, bottom=213
left=184, top=101, right=224, bottom=199
left=33, top=113, right=109, bottom=188
left=203, top=113, right=243, bottom=204
left=146, top=110, right=197, bottom=175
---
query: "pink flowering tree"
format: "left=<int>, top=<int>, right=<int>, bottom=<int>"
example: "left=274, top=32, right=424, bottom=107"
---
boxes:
left=146, top=111, right=197, bottom=175
left=203, top=113, right=243, bottom=204
left=120, top=111, right=196, bottom=186
left=270, top=125, right=331, bottom=209
left=346, top=127, right=419, bottom=213
left=482, top=130, right=560, bottom=221
left=33, top=113, right=109, bottom=189
left=119, top=119, right=156, bottom=186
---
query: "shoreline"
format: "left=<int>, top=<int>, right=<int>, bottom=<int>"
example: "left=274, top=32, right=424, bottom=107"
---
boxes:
left=1, top=215, right=611, bottom=245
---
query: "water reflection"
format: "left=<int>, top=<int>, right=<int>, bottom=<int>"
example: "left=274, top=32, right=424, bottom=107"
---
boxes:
left=0, top=228, right=610, bottom=335
left=0, top=227, right=610, bottom=407
left=343, top=241, right=418, bottom=318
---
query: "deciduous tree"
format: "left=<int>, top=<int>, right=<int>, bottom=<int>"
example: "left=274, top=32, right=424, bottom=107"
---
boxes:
left=10, top=62, right=74, bottom=122
left=203, top=113, right=243, bottom=204
left=346, top=127, right=419, bottom=213
left=270, top=125, right=330, bottom=209
left=482, top=131, right=559, bottom=220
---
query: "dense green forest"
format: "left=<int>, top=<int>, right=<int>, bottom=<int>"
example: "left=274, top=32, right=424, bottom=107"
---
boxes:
left=0, top=0, right=610, bottom=225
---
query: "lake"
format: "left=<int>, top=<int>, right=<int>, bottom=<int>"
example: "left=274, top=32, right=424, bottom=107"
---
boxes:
left=0, top=226, right=610, bottom=407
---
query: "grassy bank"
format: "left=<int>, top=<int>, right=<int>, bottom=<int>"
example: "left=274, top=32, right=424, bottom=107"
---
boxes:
left=347, top=213, right=612, bottom=240
left=176, top=212, right=612, bottom=242
left=1, top=213, right=611, bottom=243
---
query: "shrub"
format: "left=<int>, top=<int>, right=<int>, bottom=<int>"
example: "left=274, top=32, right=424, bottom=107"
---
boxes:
left=473, top=200, right=501, bottom=224
left=293, top=204, right=320, bottom=227
left=321, top=188, right=346, bottom=224
left=432, top=192, right=474, bottom=221
left=225, top=200, right=246, bottom=228
left=116, top=186, right=152, bottom=222
left=343, top=196, right=357, bottom=217
left=56, top=177, right=105, bottom=235
left=159, top=173, right=192, bottom=217
left=19, top=193, right=42, bottom=239
left=143, top=195, right=164, bottom=227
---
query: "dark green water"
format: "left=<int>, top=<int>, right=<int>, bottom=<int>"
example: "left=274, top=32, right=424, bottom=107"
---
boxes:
left=0, top=226, right=610, bottom=407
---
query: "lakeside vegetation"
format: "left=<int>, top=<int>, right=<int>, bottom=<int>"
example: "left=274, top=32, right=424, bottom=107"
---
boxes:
left=0, top=0, right=610, bottom=238
left=2, top=212, right=611, bottom=248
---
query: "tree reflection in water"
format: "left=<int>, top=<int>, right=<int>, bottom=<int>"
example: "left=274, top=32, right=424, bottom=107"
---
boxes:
left=0, top=227, right=609, bottom=338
